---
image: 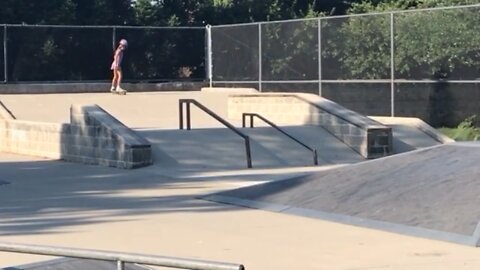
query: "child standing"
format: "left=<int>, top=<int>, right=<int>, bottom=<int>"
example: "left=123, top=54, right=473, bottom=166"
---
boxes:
left=110, top=39, right=128, bottom=92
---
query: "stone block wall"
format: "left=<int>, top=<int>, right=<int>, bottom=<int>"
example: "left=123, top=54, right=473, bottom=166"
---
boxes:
left=0, top=104, right=152, bottom=169
left=69, top=104, right=152, bottom=169
left=228, top=93, right=392, bottom=159
left=0, top=120, right=67, bottom=159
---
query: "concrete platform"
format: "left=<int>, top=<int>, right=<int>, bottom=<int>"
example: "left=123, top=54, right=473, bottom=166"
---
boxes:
left=0, top=92, right=444, bottom=171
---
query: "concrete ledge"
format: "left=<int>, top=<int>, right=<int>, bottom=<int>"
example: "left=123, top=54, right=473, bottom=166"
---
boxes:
left=69, top=104, right=152, bottom=169
left=0, top=82, right=205, bottom=94
left=201, top=87, right=259, bottom=93
left=0, top=105, right=152, bottom=169
left=370, top=116, right=455, bottom=144
left=228, top=93, right=392, bottom=159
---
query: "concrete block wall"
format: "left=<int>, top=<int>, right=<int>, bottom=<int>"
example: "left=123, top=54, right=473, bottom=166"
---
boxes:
left=0, top=120, right=67, bottom=159
left=67, top=104, right=152, bottom=169
left=0, top=104, right=152, bottom=169
left=228, top=93, right=392, bottom=159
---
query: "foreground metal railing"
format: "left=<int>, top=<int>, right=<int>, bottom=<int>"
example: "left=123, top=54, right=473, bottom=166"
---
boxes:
left=0, top=242, right=245, bottom=270
left=179, top=99, right=252, bottom=168
left=242, top=113, right=318, bottom=166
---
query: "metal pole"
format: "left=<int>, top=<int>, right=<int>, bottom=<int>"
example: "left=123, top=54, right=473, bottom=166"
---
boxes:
left=245, top=137, right=252, bottom=168
left=117, top=260, right=125, bottom=270
left=112, top=27, right=117, bottom=50
left=318, top=19, right=322, bottom=96
left=4, top=25, right=7, bottom=83
left=0, top=241, right=244, bottom=270
left=206, top=25, right=213, bottom=88
left=179, top=101, right=184, bottom=129
left=186, top=102, right=191, bottom=130
left=390, top=12, right=395, bottom=117
left=258, top=23, right=262, bottom=92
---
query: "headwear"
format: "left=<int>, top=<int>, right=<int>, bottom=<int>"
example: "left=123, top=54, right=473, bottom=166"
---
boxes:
left=119, top=39, right=128, bottom=47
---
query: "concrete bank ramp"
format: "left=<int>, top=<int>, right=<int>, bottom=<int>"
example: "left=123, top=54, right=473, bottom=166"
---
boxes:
left=370, top=116, right=453, bottom=153
left=204, top=143, right=480, bottom=246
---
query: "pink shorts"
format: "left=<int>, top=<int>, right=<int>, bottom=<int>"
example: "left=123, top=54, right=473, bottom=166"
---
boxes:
left=111, top=63, right=122, bottom=70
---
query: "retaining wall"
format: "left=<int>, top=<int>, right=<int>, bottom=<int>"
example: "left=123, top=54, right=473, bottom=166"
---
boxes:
left=0, top=104, right=152, bottom=169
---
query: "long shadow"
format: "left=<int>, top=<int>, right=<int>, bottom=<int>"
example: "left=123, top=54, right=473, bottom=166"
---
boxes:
left=0, top=156, right=245, bottom=236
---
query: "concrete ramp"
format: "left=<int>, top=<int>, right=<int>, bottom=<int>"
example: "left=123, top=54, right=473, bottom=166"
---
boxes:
left=370, top=116, right=454, bottom=153
left=204, top=143, right=480, bottom=246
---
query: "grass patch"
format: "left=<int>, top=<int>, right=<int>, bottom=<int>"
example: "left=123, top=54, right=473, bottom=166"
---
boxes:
left=438, top=115, right=480, bottom=141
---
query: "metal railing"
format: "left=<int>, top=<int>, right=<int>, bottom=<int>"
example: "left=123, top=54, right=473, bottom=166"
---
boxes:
left=242, top=113, right=318, bottom=165
left=179, top=99, right=252, bottom=168
left=0, top=241, right=245, bottom=270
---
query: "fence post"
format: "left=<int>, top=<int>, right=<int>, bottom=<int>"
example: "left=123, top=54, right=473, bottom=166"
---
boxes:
left=117, top=260, right=125, bottom=270
left=112, top=26, right=117, bottom=51
left=258, top=23, right=262, bottom=92
left=206, top=25, right=213, bottom=88
left=318, top=18, right=322, bottom=97
left=3, top=24, right=7, bottom=83
left=390, top=12, right=395, bottom=117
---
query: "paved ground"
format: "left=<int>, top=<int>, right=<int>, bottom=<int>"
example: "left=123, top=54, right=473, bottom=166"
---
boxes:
left=2, top=152, right=480, bottom=269
left=0, top=92, right=231, bottom=128
left=207, top=143, right=480, bottom=246
left=2, top=92, right=480, bottom=269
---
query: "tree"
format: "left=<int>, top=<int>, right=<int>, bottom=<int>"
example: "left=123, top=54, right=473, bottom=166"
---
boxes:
left=323, top=0, right=480, bottom=79
left=0, top=0, right=76, bottom=24
left=71, top=0, right=134, bottom=25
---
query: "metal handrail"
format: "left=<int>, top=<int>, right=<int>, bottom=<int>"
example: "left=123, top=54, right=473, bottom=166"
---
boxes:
left=242, top=113, right=318, bottom=166
left=179, top=99, right=252, bottom=168
left=0, top=242, right=245, bottom=270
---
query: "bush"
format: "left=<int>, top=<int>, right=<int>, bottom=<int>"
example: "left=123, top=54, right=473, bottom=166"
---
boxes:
left=438, top=115, right=480, bottom=141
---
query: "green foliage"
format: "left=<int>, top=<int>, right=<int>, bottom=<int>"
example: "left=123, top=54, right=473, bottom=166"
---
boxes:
left=438, top=115, right=480, bottom=141
left=328, top=0, right=480, bottom=79
left=0, top=0, right=77, bottom=24
left=14, top=0, right=473, bottom=82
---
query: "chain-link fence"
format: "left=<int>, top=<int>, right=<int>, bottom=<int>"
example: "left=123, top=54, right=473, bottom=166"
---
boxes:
left=2, top=5, right=480, bottom=125
left=1, top=25, right=205, bottom=83
left=209, top=4, right=480, bottom=122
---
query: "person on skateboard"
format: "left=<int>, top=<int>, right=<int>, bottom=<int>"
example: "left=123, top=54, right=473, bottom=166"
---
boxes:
left=110, top=39, right=128, bottom=94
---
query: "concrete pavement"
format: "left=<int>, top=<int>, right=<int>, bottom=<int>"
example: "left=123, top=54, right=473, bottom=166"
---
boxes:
left=2, top=152, right=480, bottom=269
left=1, top=91, right=477, bottom=269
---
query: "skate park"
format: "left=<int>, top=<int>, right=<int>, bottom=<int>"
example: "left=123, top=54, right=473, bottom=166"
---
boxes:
left=1, top=87, right=480, bottom=269
left=2, top=3, right=480, bottom=269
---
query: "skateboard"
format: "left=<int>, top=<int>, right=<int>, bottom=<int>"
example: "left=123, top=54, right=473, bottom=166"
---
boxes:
left=111, top=89, right=127, bottom=95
